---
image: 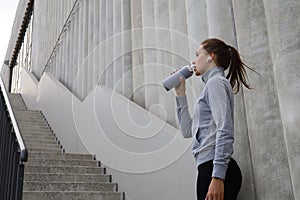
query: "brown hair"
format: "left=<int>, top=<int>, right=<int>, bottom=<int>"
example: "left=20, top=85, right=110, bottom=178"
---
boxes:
left=201, top=38, right=258, bottom=94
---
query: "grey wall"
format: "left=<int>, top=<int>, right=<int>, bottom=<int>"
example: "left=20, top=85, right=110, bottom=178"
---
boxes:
left=233, top=0, right=299, bottom=199
left=2, top=0, right=300, bottom=199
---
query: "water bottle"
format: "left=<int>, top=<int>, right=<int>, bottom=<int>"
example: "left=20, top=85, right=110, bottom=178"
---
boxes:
left=161, top=65, right=195, bottom=91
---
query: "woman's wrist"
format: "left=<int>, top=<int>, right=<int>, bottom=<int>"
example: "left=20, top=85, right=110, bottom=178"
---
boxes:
left=212, top=177, right=224, bottom=182
left=176, top=91, right=186, bottom=96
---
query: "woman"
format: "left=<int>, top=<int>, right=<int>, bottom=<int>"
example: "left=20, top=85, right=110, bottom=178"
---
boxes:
left=172, top=38, right=256, bottom=200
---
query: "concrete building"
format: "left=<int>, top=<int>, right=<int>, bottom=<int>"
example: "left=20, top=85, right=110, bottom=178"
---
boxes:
left=1, top=0, right=299, bottom=199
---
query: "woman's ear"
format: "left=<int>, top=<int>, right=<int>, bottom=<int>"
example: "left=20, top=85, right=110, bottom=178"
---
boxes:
left=206, top=56, right=212, bottom=63
left=210, top=52, right=216, bottom=60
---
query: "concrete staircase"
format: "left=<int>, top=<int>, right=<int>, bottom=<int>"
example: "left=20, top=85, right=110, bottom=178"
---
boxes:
left=8, top=93, right=125, bottom=200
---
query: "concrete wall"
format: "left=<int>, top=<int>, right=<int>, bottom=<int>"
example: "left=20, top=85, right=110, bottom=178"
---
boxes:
left=2, top=0, right=300, bottom=199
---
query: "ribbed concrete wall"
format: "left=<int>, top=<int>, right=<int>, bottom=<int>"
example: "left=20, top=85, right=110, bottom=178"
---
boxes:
left=233, top=1, right=296, bottom=199
left=2, top=0, right=299, bottom=199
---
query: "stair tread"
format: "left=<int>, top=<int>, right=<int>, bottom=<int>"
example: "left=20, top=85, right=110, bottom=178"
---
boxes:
left=25, top=165, right=105, bottom=174
left=27, top=153, right=94, bottom=160
left=24, top=181, right=115, bottom=184
left=26, top=141, right=58, bottom=144
left=27, top=148, right=62, bottom=151
left=22, top=135, right=55, bottom=138
left=28, top=147, right=61, bottom=149
left=27, top=158, right=96, bottom=161
left=25, top=172, right=108, bottom=175
left=26, top=159, right=99, bottom=166
left=29, top=152, right=92, bottom=156
left=27, top=148, right=62, bottom=153
left=25, top=139, right=57, bottom=142
left=26, top=144, right=60, bottom=147
left=22, top=191, right=124, bottom=200
left=23, top=181, right=117, bottom=192
left=28, top=152, right=92, bottom=156
left=23, top=191, right=121, bottom=193
left=24, top=173, right=111, bottom=178
left=25, top=164, right=103, bottom=168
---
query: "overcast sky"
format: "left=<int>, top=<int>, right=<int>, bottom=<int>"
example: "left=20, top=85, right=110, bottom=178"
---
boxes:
left=0, top=0, right=19, bottom=71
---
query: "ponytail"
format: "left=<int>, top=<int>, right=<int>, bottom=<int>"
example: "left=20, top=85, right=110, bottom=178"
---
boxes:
left=201, top=38, right=258, bottom=94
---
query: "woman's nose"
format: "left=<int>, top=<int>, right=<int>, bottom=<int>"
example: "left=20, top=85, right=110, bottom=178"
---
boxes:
left=192, top=61, right=196, bottom=65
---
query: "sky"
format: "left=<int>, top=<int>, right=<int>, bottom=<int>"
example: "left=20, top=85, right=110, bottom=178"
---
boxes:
left=0, top=0, right=19, bottom=71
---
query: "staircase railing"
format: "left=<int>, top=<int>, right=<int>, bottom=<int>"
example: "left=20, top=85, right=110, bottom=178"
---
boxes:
left=0, top=75, right=28, bottom=200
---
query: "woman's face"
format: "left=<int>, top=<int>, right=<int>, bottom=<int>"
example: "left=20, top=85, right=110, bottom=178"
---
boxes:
left=192, top=45, right=211, bottom=76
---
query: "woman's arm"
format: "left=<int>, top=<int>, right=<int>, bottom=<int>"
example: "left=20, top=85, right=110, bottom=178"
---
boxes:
left=173, top=76, right=193, bottom=139
left=175, top=94, right=193, bottom=138
left=207, top=77, right=234, bottom=180
left=205, top=77, right=233, bottom=200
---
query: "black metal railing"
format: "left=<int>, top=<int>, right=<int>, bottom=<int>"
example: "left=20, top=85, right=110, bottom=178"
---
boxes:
left=0, top=75, right=28, bottom=200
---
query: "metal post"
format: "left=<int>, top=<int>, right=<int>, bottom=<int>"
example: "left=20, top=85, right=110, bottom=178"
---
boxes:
left=8, top=66, right=13, bottom=93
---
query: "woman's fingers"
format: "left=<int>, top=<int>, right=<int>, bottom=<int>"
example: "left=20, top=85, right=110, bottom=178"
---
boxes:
left=171, top=69, right=178, bottom=75
left=206, top=178, right=224, bottom=200
left=206, top=194, right=221, bottom=200
left=170, top=67, right=182, bottom=75
left=179, top=76, right=185, bottom=83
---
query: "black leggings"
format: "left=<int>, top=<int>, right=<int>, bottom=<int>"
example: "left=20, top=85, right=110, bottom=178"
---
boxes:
left=196, top=158, right=242, bottom=200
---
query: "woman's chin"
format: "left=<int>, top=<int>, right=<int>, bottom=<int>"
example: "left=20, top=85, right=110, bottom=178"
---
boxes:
left=194, top=70, right=201, bottom=76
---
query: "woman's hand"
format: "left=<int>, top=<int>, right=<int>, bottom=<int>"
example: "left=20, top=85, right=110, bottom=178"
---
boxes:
left=205, top=178, right=224, bottom=200
left=171, top=67, right=186, bottom=96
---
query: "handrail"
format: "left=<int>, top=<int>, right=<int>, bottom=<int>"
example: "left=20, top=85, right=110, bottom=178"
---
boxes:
left=0, top=75, right=28, bottom=162
left=8, top=0, right=34, bottom=92
left=42, top=0, right=79, bottom=75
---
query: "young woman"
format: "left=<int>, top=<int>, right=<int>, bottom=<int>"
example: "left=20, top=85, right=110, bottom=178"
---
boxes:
left=172, top=38, right=256, bottom=200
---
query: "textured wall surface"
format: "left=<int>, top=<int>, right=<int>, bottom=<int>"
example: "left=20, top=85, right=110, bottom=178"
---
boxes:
left=2, top=0, right=299, bottom=199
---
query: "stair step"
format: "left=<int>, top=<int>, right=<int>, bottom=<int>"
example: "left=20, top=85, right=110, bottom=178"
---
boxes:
left=14, top=112, right=43, bottom=116
left=13, top=110, right=41, bottom=113
left=25, top=165, right=105, bottom=174
left=21, top=130, right=54, bottom=135
left=14, top=113, right=44, bottom=117
left=14, top=113, right=44, bottom=118
left=26, top=158, right=99, bottom=167
left=23, top=135, right=56, bottom=141
left=20, top=133, right=55, bottom=137
left=8, top=93, right=27, bottom=110
left=28, top=152, right=94, bottom=160
left=27, top=147, right=62, bottom=153
left=23, top=181, right=117, bottom=192
left=26, top=143, right=60, bottom=149
left=14, top=115, right=45, bottom=121
left=21, top=131, right=54, bottom=136
left=23, top=191, right=124, bottom=200
left=15, top=118, right=46, bottom=122
left=17, top=120, right=47, bottom=124
left=20, top=128, right=52, bottom=133
left=25, top=139, right=58, bottom=145
left=17, top=120, right=46, bottom=125
left=18, top=124, right=50, bottom=130
left=20, top=128, right=53, bottom=133
left=21, top=133, right=55, bottom=139
left=19, top=127, right=52, bottom=132
left=24, top=173, right=111, bottom=182
left=18, top=122, right=49, bottom=127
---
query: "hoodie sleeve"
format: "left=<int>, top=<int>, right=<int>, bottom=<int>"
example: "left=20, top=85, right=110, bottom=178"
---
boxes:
left=175, top=95, right=193, bottom=139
